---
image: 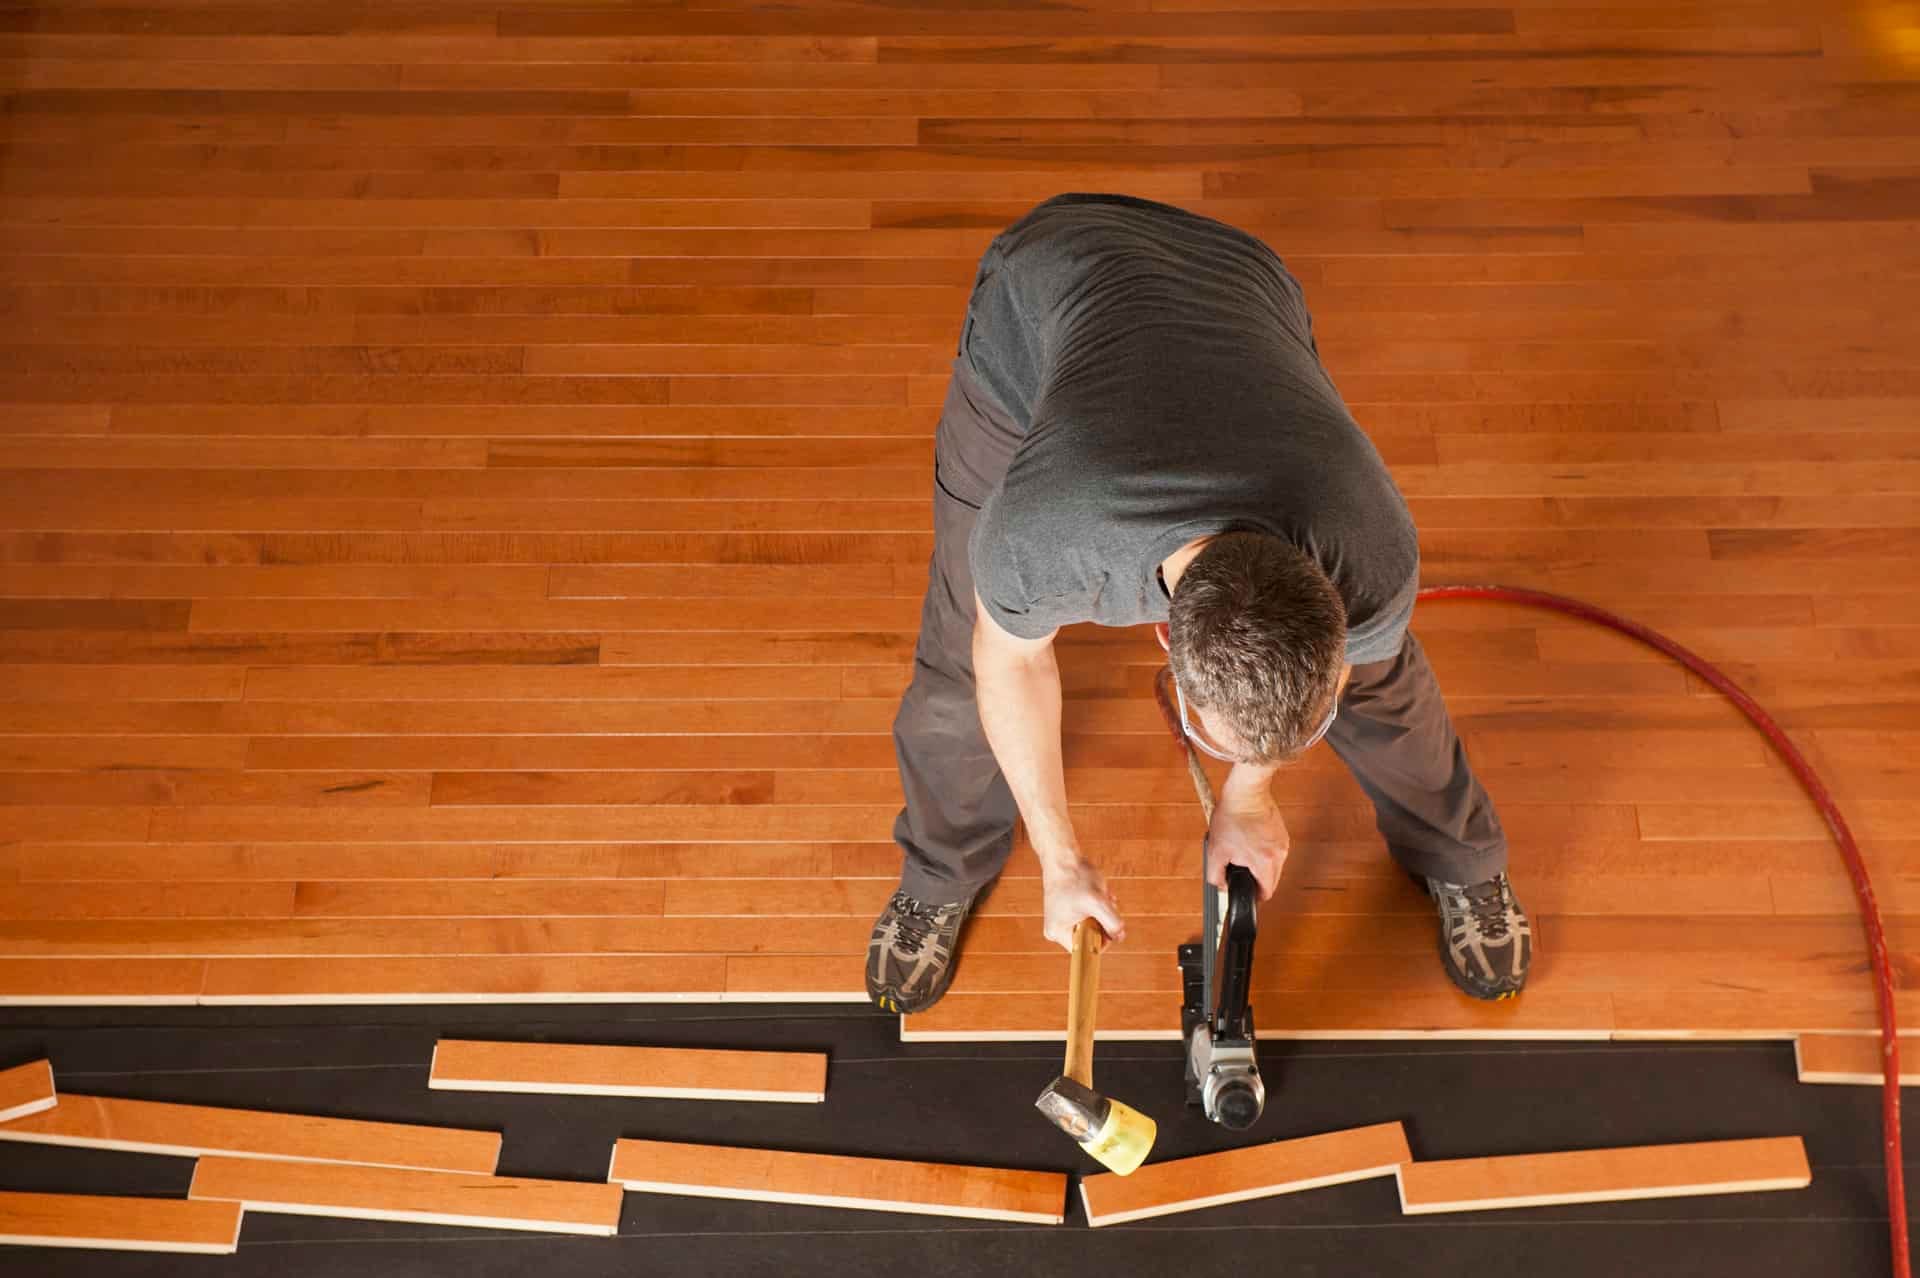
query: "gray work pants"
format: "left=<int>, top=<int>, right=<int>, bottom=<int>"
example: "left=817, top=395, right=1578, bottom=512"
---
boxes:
left=890, top=357, right=1507, bottom=906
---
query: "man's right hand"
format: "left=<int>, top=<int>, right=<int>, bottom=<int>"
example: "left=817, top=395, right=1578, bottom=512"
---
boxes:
left=1040, top=855, right=1126, bottom=950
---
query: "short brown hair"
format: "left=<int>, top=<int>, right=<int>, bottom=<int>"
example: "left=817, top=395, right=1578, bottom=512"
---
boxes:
left=1167, top=531, right=1347, bottom=763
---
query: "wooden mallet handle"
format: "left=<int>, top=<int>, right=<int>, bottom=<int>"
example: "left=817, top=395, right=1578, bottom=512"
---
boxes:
left=1063, top=917, right=1103, bottom=1088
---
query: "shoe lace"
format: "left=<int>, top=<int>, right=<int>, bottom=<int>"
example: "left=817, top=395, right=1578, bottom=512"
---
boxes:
left=890, top=895, right=941, bottom=957
left=1461, top=878, right=1512, bottom=943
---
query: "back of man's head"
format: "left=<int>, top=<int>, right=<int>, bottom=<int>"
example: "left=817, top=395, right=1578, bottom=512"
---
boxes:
left=1167, top=531, right=1347, bottom=764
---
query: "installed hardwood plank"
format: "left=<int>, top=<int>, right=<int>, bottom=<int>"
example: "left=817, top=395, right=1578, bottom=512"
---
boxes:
left=608, top=1138, right=1067, bottom=1224
left=0, top=1058, right=55, bottom=1124
left=1794, top=1033, right=1920, bottom=1086
left=902, top=991, right=1617, bottom=1042
left=0, top=958, right=205, bottom=1005
left=1396, top=1138, right=1811, bottom=1214
left=1080, top=1122, right=1411, bottom=1227
left=1611, top=992, right=1920, bottom=1040
left=0, top=915, right=873, bottom=960
left=200, top=955, right=729, bottom=1003
left=429, top=1039, right=826, bottom=1103
left=0, top=1190, right=241, bottom=1255
left=190, top=1156, right=620, bottom=1237
left=0, top=1093, right=499, bottom=1172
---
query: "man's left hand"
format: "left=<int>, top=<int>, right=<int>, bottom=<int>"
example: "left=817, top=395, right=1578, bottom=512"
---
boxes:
left=1205, top=796, right=1290, bottom=900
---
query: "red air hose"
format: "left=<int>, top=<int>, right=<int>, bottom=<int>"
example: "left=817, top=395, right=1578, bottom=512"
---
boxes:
left=1417, top=584, right=1907, bottom=1278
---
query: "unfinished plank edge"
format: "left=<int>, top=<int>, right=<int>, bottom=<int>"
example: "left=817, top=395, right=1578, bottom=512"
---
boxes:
left=0, top=1060, right=57, bottom=1125
left=608, top=1141, right=1066, bottom=1225
left=429, top=1040, right=826, bottom=1104
left=1080, top=1122, right=1412, bottom=1228
left=0, top=995, right=198, bottom=1008
left=1395, top=1137, right=1811, bottom=1215
left=190, top=1157, right=620, bottom=1238
left=1794, top=1034, right=1920, bottom=1086
left=0, top=1191, right=242, bottom=1255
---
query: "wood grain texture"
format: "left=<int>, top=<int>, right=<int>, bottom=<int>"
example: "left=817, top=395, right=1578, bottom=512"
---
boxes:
left=0, top=1190, right=241, bottom=1255
left=0, top=0, right=1911, bottom=1043
left=0, top=1058, right=56, bottom=1125
left=189, top=1156, right=621, bottom=1236
left=1396, top=1137, right=1812, bottom=1214
left=428, top=1039, right=827, bottom=1102
left=608, top=1138, right=1068, bottom=1224
left=0, top=1093, right=500, bottom=1173
left=1794, top=1033, right=1920, bottom=1087
left=1081, top=1121, right=1411, bottom=1226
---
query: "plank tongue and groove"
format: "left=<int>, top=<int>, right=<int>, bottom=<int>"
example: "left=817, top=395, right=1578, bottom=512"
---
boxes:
left=429, top=1038, right=827, bottom=1102
left=1080, top=1121, right=1411, bottom=1227
left=608, top=1138, right=1068, bottom=1224
left=0, top=1059, right=56, bottom=1125
left=1794, top=1034, right=1920, bottom=1086
left=1396, top=1137, right=1811, bottom=1214
left=189, top=1156, right=622, bottom=1237
left=0, top=1094, right=500, bottom=1173
left=0, top=1190, right=242, bottom=1255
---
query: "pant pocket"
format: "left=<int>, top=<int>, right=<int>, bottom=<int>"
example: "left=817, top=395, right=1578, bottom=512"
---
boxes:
left=933, top=461, right=983, bottom=512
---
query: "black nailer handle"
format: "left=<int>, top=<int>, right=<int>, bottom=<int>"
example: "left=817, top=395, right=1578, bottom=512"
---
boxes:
left=1213, top=864, right=1259, bottom=1040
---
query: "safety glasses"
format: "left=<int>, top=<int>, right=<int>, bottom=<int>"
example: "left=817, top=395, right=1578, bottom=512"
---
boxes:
left=1172, top=671, right=1338, bottom=764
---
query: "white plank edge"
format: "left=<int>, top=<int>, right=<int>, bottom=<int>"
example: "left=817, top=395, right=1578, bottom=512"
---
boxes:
left=0, top=1231, right=239, bottom=1256
left=428, top=1077, right=823, bottom=1103
left=0, top=1095, right=58, bottom=1126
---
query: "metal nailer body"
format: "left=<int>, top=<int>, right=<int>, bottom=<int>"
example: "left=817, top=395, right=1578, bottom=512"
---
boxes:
left=1180, top=862, right=1265, bottom=1130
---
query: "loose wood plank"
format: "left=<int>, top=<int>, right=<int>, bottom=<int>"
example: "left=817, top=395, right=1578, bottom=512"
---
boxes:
left=0, top=1059, right=55, bottom=1124
left=1081, top=1122, right=1411, bottom=1227
left=0, top=1190, right=241, bottom=1255
left=190, top=1156, right=620, bottom=1237
left=1794, top=1034, right=1920, bottom=1086
left=609, top=1138, right=1067, bottom=1224
left=1396, top=1138, right=1812, bottom=1214
left=0, top=1094, right=499, bottom=1173
left=429, top=1039, right=826, bottom=1103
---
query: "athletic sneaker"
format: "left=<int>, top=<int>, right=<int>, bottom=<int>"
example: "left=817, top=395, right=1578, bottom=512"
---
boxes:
left=866, top=889, right=973, bottom=1015
left=1425, top=872, right=1532, bottom=1000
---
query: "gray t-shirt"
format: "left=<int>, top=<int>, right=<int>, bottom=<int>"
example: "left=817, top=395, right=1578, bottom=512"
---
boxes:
left=964, top=194, right=1419, bottom=666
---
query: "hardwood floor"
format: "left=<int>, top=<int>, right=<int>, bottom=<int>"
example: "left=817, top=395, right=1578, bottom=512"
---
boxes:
left=0, top=0, right=1916, bottom=1039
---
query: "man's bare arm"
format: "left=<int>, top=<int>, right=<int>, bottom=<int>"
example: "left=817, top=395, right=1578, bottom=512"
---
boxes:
left=971, top=590, right=1124, bottom=945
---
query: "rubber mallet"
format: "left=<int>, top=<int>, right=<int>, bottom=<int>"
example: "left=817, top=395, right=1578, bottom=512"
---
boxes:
left=1034, top=918, right=1157, bottom=1175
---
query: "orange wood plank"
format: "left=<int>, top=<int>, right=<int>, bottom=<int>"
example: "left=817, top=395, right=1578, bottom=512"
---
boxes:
left=190, top=1156, right=621, bottom=1236
left=199, top=955, right=729, bottom=1003
left=608, top=1138, right=1067, bottom=1224
left=429, top=1039, right=827, bottom=1103
left=0, top=1059, right=56, bottom=1124
left=0, top=1190, right=241, bottom=1255
left=1081, top=1122, right=1411, bottom=1227
left=1794, top=1034, right=1920, bottom=1086
left=0, top=1094, right=500, bottom=1173
left=0, top=958, right=205, bottom=1005
left=1396, top=1138, right=1811, bottom=1214
left=903, top=991, right=1617, bottom=1042
left=1610, top=992, right=1920, bottom=1040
